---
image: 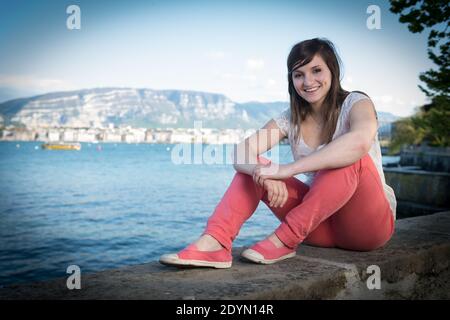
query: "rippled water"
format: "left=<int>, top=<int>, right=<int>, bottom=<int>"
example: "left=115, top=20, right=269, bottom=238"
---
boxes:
left=0, top=141, right=399, bottom=286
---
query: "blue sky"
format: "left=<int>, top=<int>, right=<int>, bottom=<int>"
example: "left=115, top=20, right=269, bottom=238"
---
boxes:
left=0, top=0, right=435, bottom=117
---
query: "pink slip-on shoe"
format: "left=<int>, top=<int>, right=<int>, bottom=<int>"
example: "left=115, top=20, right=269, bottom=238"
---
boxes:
left=241, top=238, right=296, bottom=264
left=159, top=243, right=232, bottom=269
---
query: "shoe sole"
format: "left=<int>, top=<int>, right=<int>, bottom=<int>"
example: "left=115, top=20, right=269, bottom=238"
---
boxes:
left=241, top=249, right=296, bottom=264
left=159, top=254, right=232, bottom=269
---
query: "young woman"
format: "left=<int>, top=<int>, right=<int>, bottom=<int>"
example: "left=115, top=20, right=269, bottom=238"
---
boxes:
left=160, top=38, right=397, bottom=268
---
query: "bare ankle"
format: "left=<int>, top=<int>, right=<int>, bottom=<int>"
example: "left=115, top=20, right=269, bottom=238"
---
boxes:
left=268, top=233, right=285, bottom=248
left=194, top=234, right=224, bottom=251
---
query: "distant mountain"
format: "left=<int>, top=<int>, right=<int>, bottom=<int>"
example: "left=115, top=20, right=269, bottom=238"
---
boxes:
left=0, top=87, right=399, bottom=130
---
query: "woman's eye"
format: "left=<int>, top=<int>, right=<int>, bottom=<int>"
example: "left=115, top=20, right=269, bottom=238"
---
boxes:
left=313, top=69, right=322, bottom=73
left=294, top=74, right=303, bottom=78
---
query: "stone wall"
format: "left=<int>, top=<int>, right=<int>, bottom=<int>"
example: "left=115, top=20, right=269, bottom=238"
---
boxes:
left=384, top=168, right=450, bottom=218
left=384, top=168, right=450, bottom=207
left=400, top=146, right=450, bottom=172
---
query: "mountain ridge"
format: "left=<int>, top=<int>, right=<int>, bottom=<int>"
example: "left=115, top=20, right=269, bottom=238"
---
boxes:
left=0, top=87, right=399, bottom=130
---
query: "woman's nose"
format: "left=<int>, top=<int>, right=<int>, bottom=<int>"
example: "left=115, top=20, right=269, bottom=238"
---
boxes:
left=303, top=75, right=314, bottom=87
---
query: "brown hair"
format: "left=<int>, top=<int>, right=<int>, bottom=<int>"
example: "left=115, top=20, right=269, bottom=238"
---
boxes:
left=287, top=38, right=349, bottom=144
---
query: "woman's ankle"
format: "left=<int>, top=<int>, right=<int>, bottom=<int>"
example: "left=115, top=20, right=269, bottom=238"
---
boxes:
left=268, top=233, right=287, bottom=248
left=194, top=234, right=225, bottom=251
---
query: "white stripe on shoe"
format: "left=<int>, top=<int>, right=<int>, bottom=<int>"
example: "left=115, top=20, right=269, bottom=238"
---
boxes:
left=240, top=248, right=296, bottom=264
left=159, top=253, right=232, bottom=269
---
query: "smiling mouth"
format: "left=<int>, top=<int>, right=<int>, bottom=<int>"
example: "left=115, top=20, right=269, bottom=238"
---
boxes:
left=304, top=86, right=320, bottom=93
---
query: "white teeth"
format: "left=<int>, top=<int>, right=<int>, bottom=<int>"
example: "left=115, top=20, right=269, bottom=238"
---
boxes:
left=305, top=87, right=319, bottom=92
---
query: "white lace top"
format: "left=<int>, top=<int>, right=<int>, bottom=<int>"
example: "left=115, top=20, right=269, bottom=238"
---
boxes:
left=273, top=92, right=397, bottom=220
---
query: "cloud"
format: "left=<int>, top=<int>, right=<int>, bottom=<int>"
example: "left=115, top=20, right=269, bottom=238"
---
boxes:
left=395, top=98, right=405, bottom=105
left=341, top=75, right=356, bottom=91
left=0, top=74, right=75, bottom=92
left=218, top=72, right=257, bottom=81
left=372, top=95, right=418, bottom=117
left=267, top=79, right=276, bottom=87
left=345, top=76, right=353, bottom=83
left=381, top=95, right=393, bottom=103
left=246, top=58, right=264, bottom=71
left=205, top=51, right=227, bottom=60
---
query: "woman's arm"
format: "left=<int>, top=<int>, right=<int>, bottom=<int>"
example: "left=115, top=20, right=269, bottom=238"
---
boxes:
left=289, top=99, right=378, bottom=175
left=233, top=119, right=286, bottom=176
left=253, top=99, right=378, bottom=183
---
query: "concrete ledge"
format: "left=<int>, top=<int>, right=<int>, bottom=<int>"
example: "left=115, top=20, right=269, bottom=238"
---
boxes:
left=1, top=212, right=450, bottom=300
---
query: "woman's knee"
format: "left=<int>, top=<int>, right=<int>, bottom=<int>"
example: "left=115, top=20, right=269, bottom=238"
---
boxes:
left=315, top=154, right=373, bottom=179
left=233, top=171, right=261, bottom=190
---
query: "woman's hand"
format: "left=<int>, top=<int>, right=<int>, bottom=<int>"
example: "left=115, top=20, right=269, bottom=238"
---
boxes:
left=261, top=179, right=289, bottom=208
left=252, top=163, right=293, bottom=187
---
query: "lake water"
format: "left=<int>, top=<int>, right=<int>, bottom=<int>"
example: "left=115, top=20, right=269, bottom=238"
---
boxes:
left=0, top=141, right=399, bottom=286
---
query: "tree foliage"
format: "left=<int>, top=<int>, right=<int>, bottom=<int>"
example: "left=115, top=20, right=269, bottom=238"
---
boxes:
left=389, top=0, right=449, bottom=150
left=390, top=0, right=449, bottom=97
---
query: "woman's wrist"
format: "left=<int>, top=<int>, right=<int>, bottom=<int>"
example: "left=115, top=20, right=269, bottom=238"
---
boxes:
left=288, top=160, right=303, bottom=176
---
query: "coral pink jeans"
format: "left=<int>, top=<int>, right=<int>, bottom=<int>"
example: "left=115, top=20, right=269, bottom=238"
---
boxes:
left=204, top=153, right=395, bottom=252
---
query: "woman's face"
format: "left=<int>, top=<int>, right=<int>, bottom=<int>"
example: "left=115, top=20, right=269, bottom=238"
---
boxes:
left=292, top=54, right=332, bottom=108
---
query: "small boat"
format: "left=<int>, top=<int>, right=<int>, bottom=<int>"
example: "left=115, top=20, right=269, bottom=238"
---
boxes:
left=41, top=142, right=81, bottom=151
